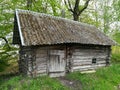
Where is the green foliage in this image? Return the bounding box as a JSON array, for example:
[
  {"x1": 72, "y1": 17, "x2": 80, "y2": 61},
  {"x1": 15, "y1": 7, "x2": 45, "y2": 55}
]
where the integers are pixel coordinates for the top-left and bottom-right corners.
[
  {"x1": 0, "y1": 0, "x2": 21, "y2": 72},
  {"x1": 113, "y1": 0, "x2": 120, "y2": 21},
  {"x1": 0, "y1": 75, "x2": 68, "y2": 90},
  {"x1": 66, "y1": 63, "x2": 120, "y2": 90},
  {"x1": 111, "y1": 53, "x2": 120, "y2": 63},
  {"x1": 113, "y1": 31, "x2": 120, "y2": 44},
  {"x1": 111, "y1": 46, "x2": 120, "y2": 63},
  {"x1": 0, "y1": 43, "x2": 18, "y2": 72}
]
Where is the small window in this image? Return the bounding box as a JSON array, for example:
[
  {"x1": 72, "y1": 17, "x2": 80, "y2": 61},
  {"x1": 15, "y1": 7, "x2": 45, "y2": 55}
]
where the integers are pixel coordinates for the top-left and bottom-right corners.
[{"x1": 92, "y1": 58, "x2": 96, "y2": 64}]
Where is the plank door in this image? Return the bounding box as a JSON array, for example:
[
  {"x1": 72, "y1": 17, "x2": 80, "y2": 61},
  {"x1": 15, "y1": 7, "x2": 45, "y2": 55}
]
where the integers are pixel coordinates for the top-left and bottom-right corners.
[{"x1": 49, "y1": 50, "x2": 66, "y2": 77}]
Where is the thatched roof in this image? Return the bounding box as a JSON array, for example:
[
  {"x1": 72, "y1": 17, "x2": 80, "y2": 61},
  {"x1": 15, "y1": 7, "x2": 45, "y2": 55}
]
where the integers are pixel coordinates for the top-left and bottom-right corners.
[{"x1": 13, "y1": 9, "x2": 116, "y2": 46}]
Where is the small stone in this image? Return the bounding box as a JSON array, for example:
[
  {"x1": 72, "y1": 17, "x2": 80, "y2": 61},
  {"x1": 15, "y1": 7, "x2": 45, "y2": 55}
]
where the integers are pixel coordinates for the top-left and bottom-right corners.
[{"x1": 69, "y1": 82, "x2": 73, "y2": 85}]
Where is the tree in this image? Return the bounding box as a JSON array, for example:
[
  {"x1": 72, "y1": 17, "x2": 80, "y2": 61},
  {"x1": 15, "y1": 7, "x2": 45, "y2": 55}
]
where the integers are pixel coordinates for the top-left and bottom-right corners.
[
  {"x1": 26, "y1": 0, "x2": 62, "y2": 16},
  {"x1": 0, "y1": 0, "x2": 26, "y2": 72},
  {"x1": 64, "y1": 0, "x2": 91, "y2": 21}
]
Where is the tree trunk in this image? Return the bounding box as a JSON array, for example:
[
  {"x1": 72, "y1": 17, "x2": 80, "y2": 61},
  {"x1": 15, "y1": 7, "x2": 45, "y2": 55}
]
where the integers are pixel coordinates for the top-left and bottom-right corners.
[
  {"x1": 64, "y1": 0, "x2": 91, "y2": 21},
  {"x1": 73, "y1": 13, "x2": 79, "y2": 21}
]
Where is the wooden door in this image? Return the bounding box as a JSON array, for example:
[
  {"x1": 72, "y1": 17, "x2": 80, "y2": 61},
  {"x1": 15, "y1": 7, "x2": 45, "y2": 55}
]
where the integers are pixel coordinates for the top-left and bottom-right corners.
[{"x1": 49, "y1": 50, "x2": 66, "y2": 77}]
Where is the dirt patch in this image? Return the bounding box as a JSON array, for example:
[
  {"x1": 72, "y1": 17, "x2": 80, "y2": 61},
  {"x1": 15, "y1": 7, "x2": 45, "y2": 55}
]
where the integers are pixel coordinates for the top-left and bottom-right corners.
[{"x1": 57, "y1": 77, "x2": 83, "y2": 90}]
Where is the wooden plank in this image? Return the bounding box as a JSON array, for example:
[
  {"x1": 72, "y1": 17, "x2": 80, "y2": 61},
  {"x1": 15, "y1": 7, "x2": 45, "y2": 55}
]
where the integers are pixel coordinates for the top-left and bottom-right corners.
[
  {"x1": 49, "y1": 72, "x2": 65, "y2": 77},
  {"x1": 50, "y1": 50, "x2": 64, "y2": 55},
  {"x1": 73, "y1": 65, "x2": 93, "y2": 70},
  {"x1": 72, "y1": 56, "x2": 92, "y2": 58},
  {"x1": 97, "y1": 61, "x2": 106, "y2": 64},
  {"x1": 73, "y1": 59, "x2": 106, "y2": 63},
  {"x1": 72, "y1": 55, "x2": 107, "y2": 58},
  {"x1": 37, "y1": 70, "x2": 46, "y2": 74},
  {"x1": 95, "y1": 64, "x2": 106, "y2": 67},
  {"x1": 37, "y1": 65, "x2": 47, "y2": 68},
  {"x1": 74, "y1": 49, "x2": 105, "y2": 52},
  {"x1": 73, "y1": 63, "x2": 106, "y2": 70},
  {"x1": 81, "y1": 70, "x2": 96, "y2": 73},
  {"x1": 36, "y1": 61, "x2": 47, "y2": 64},
  {"x1": 36, "y1": 73, "x2": 47, "y2": 77},
  {"x1": 36, "y1": 54, "x2": 47, "y2": 58},
  {"x1": 73, "y1": 67, "x2": 95, "y2": 71}
]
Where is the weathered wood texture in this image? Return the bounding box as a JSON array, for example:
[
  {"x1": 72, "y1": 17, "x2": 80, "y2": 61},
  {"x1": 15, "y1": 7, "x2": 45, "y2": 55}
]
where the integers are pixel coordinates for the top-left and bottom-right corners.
[
  {"x1": 36, "y1": 47, "x2": 48, "y2": 76},
  {"x1": 35, "y1": 46, "x2": 66, "y2": 77},
  {"x1": 19, "y1": 45, "x2": 111, "y2": 77},
  {"x1": 19, "y1": 46, "x2": 36, "y2": 77},
  {"x1": 71, "y1": 45, "x2": 111, "y2": 72},
  {"x1": 49, "y1": 49, "x2": 66, "y2": 77}
]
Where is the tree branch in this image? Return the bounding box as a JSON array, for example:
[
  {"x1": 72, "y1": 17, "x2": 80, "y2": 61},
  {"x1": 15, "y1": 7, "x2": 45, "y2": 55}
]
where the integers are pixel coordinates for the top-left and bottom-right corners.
[
  {"x1": 0, "y1": 37, "x2": 8, "y2": 44},
  {"x1": 0, "y1": 36, "x2": 10, "y2": 49},
  {"x1": 78, "y1": 0, "x2": 91, "y2": 15},
  {"x1": 27, "y1": 0, "x2": 32, "y2": 10},
  {"x1": 68, "y1": 0, "x2": 74, "y2": 12},
  {"x1": 64, "y1": 0, "x2": 74, "y2": 13},
  {"x1": 74, "y1": 0, "x2": 80, "y2": 14}
]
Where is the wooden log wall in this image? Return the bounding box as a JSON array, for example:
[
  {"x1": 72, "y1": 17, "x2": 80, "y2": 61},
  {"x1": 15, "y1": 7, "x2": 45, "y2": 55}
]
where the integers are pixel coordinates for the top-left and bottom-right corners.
[
  {"x1": 19, "y1": 44, "x2": 111, "y2": 77},
  {"x1": 71, "y1": 45, "x2": 111, "y2": 72},
  {"x1": 19, "y1": 46, "x2": 36, "y2": 77},
  {"x1": 35, "y1": 47, "x2": 48, "y2": 76}
]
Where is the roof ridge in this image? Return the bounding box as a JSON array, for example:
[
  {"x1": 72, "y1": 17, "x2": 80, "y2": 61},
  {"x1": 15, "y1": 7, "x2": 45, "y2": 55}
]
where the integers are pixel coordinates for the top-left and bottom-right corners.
[{"x1": 15, "y1": 9, "x2": 95, "y2": 28}]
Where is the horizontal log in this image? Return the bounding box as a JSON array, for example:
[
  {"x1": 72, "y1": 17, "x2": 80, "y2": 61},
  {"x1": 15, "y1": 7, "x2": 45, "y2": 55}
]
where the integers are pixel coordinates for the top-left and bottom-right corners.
[
  {"x1": 36, "y1": 73, "x2": 47, "y2": 77},
  {"x1": 72, "y1": 56, "x2": 107, "y2": 60},
  {"x1": 73, "y1": 65, "x2": 93, "y2": 70},
  {"x1": 73, "y1": 67, "x2": 95, "y2": 71},
  {"x1": 36, "y1": 54, "x2": 47, "y2": 58},
  {"x1": 36, "y1": 60, "x2": 47, "y2": 64},
  {"x1": 73, "y1": 64, "x2": 106, "y2": 70},
  {"x1": 73, "y1": 62, "x2": 92, "y2": 66},
  {"x1": 73, "y1": 52, "x2": 107, "y2": 56},
  {"x1": 37, "y1": 70, "x2": 47, "y2": 74},
  {"x1": 37, "y1": 65, "x2": 47, "y2": 68},
  {"x1": 36, "y1": 49, "x2": 47, "y2": 52},
  {"x1": 97, "y1": 61, "x2": 106, "y2": 64},
  {"x1": 95, "y1": 64, "x2": 106, "y2": 67},
  {"x1": 73, "y1": 59, "x2": 106, "y2": 63},
  {"x1": 49, "y1": 68, "x2": 65, "y2": 72},
  {"x1": 50, "y1": 50, "x2": 64, "y2": 53},
  {"x1": 73, "y1": 62, "x2": 106, "y2": 67},
  {"x1": 49, "y1": 72, "x2": 65, "y2": 77},
  {"x1": 74, "y1": 49, "x2": 105, "y2": 52}
]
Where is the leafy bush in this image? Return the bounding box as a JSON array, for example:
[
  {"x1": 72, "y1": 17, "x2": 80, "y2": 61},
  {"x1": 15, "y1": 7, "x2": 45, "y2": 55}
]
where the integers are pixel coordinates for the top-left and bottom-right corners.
[
  {"x1": 111, "y1": 53, "x2": 120, "y2": 62},
  {"x1": 111, "y1": 46, "x2": 120, "y2": 63}
]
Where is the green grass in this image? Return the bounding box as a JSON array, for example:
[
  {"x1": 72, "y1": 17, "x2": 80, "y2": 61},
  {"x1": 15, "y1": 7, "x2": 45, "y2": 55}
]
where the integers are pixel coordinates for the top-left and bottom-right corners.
[
  {"x1": 111, "y1": 53, "x2": 120, "y2": 62},
  {"x1": 0, "y1": 75, "x2": 68, "y2": 90},
  {"x1": 0, "y1": 63, "x2": 120, "y2": 90},
  {"x1": 66, "y1": 63, "x2": 120, "y2": 90}
]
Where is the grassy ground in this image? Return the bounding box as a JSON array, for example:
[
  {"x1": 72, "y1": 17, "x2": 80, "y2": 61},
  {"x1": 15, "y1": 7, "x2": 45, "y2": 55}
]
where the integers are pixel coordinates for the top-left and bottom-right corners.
[
  {"x1": 0, "y1": 75, "x2": 69, "y2": 90},
  {"x1": 66, "y1": 63, "x2": 120, "y2": 90},
  {"x1": 0, "y1": 46, "x2": 120, "y2": 90},
  {"x1": 0, "y1": 63, "x2": 120, "y2": 90}
]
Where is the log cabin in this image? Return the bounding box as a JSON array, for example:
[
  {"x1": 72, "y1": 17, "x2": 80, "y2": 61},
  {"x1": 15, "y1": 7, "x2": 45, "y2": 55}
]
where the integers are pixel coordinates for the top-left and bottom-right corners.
[{"x1": 13, "y1": 9, "x2": 116, "y2": 77}]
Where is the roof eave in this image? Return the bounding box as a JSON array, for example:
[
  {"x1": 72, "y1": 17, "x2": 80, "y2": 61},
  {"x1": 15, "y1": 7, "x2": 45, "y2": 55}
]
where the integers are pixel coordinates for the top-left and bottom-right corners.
[{"x1": 15, "y1": 9, "x2": 25, "y2": 46}]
